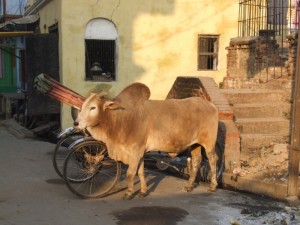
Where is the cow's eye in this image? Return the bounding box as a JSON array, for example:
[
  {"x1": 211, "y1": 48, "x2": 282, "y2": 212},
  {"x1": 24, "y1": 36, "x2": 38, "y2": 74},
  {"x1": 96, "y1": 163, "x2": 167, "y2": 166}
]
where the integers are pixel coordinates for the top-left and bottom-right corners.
[{"x1": 90, "y1": 106, "x2": 96, "y2": 110}]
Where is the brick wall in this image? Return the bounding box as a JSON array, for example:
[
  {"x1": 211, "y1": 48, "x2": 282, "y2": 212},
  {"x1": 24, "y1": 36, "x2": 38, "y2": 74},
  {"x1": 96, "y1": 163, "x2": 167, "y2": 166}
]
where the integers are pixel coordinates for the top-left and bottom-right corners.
[
  {"x1": 225, "y1": 36, "x2": 282, "y2": 79},
  {"x1": 223, "y1": 33, "x2": 299, "y2": 89},
  {"x1": 287, "y1": 32, "x2": 298, "y2": 77},
  {"x1": 226, "y1": 37, "x2": 260, "y2": 79}
]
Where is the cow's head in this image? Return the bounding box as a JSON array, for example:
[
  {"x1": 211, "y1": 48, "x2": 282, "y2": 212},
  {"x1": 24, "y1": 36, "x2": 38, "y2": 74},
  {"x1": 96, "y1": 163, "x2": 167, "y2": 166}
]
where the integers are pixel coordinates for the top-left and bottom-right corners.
[{"x1": 74, "y1": 92, "x2": 124, "y2": 130}]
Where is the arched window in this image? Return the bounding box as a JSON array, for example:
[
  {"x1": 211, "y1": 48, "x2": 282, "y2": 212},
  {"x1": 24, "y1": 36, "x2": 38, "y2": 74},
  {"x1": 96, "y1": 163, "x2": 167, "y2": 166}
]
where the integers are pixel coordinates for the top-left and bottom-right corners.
[{"x1": 85, "y1": 18, "x2": 118, "y2": 81}]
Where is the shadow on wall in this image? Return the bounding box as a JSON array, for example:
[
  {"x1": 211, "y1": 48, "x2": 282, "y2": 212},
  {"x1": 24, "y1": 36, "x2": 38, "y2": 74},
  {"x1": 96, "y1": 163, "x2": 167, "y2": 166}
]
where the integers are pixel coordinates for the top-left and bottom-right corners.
[{"x1": 91, "y1": 0, "x2": 176, "y2": 93}]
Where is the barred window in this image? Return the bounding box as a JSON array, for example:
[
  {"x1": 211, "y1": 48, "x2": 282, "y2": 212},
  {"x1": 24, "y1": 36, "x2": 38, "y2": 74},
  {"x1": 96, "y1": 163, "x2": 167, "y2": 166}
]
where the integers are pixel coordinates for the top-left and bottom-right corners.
[
  {"x1": 85, "y1": 19, "x2": 118, "y2": 82},
  {"x1": 198, "y1": 35, "x2": 219, "y2": 71},
  {"x1": 85, "y1": 39, "x2": 116, "y2": 81}
]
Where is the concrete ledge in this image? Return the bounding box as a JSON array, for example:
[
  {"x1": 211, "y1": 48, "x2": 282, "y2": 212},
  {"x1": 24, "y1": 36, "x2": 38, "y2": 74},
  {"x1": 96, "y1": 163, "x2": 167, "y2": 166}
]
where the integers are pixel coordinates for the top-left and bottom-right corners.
[
  {"x1": 0, "y1": 119, "x2": 35, "y2": 139},
  {"x1": 229, "y1": 36, "x2": 259, "y2": 46},
  {"x1": 221, "y1": 120, "x2": 240, "y2": 170},
  {"x1": 222, "y1": 171, "x2": 300, "y2": 200},
  {"x1": 198, "y1": 77, "x2": 234, "y2": 120}
]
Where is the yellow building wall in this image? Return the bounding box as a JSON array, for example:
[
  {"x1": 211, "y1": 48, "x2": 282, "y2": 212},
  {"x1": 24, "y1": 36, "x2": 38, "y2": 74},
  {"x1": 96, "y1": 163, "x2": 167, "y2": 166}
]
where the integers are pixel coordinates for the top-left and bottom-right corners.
[
  {"x1": 29, "y1": 0, "x2": 60, "y2": 31},
  {"x1": 37, "y1": 0, "x2": 238, "y2": 128}
]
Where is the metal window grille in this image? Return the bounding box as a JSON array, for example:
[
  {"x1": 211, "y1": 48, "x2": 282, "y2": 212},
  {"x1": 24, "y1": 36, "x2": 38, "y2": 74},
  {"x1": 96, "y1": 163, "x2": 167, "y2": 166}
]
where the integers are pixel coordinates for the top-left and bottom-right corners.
[
  {"x1": 198, "y1": 35, "x2": 219, "y2": 70},
  {"x1": 85, "y1": 39, "x2": 116, "y2": 81},
  {"x1": 237, "y1": 0, "x2": 297, "y2": 80},
  {"x1": 238, "y1": 0, "x2": 296, "y2": 38}
]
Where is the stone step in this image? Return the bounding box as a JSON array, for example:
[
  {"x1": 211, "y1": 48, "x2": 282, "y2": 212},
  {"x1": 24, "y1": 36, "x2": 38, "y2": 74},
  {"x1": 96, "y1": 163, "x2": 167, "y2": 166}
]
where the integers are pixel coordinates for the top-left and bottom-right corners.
[
  {"x1": 222, "y1": 76, "x2": 292, "y2": 90},
  {"x1": 222, "y1": 77, "x2": 260, "y2": 89},
  {"x1": 235, "y1": 117, "x2": 290, "y2": 134},
  {"x1": 240, "y1": 133, "x2": 289, "y2": 152},
  {"x1": 233, "y1": 102, "x2": 291, "y2": 119},
  {"x1": 221, "y1": 89, "x2": 290, "y2": 104}
]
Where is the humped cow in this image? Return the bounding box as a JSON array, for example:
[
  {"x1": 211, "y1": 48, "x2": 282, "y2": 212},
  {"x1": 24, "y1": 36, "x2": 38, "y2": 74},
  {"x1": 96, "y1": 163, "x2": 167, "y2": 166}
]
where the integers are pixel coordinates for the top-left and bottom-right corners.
[{"x1": 74, "y1": 83, "x2": 219, "y2": 199}]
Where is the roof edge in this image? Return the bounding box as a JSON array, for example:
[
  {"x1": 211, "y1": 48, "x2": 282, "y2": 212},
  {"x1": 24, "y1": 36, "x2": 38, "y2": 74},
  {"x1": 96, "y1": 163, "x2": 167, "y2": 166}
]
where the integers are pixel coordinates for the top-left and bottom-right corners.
[{"x1": 24, "y1": 0, "x2": 53, "y2": 16}]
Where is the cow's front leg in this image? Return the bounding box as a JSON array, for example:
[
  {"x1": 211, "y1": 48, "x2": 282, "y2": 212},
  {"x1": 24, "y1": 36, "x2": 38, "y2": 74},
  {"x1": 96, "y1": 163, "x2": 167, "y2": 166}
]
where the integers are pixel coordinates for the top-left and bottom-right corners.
[
  {"x1": 137, "y1": 159, "x2": 148, "y2": 197},
  {"x1": 123, "y1": 161, "x2": 139, "y2": 200},
  {"x1": 184, "y1": 146, "x2": 201, "y2": 192}
]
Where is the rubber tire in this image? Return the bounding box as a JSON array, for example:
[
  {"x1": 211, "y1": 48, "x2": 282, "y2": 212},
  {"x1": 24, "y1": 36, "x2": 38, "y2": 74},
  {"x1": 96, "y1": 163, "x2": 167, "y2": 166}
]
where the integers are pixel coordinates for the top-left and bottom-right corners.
[
  {"x1": 52, "y1": 132, "x2": 83, "y2": 178},
  {"x1": 63, "y1": 140, "x2": 121, "y2": 198},
  {"x1": 52, "y1": 132, "x2": 84, "y2": 178}
]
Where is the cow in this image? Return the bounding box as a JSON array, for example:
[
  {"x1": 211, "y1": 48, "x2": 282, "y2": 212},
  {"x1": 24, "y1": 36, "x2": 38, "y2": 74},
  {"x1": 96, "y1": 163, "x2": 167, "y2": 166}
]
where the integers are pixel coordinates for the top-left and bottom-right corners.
[{"x1": 74, "y1": 83, "x2": 219, "y2": 199}]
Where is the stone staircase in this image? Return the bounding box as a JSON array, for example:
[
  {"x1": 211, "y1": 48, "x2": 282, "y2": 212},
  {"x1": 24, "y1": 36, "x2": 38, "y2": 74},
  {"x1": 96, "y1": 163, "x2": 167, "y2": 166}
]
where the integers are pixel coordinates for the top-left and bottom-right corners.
[{"x1": 220, "y1": 79, "x2": 292, "y2": 158}]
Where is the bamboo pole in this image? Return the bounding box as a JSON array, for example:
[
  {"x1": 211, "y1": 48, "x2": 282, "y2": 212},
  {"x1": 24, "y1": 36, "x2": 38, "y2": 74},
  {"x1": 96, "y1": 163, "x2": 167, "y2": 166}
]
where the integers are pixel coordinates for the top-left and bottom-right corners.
[
  {"x1": 288, "y1": 29, "x2": 300, "y2": 198},
  {"x1": 33, "y1": 73, "x2": 85, "y2": 109}
]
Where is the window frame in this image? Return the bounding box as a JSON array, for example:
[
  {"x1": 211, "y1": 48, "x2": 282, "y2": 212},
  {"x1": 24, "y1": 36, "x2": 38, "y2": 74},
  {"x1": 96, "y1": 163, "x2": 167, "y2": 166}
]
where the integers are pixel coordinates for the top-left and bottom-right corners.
[
  {"x1": 85, "y1": 39, "x2": 116, "y2": 81},
  {"x1": 84, "y1": 18, "x2": 118, "y2": 82},
  {"x1": 197, "y1": 34, "x2": 219, "y2": 71}
]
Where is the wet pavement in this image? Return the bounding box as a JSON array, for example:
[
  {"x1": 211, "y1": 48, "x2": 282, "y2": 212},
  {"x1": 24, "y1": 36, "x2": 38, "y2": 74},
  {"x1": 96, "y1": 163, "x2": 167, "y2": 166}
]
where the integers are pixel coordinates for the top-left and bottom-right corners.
[{"x1": 0, "y1": 123, "x2": 300, "y2": 225}]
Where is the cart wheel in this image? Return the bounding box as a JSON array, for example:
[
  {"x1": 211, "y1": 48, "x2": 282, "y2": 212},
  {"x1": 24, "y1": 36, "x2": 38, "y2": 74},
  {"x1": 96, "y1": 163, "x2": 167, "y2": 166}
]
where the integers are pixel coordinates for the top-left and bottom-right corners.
[
  {"x1": 52, "y1": 132, "x2": 83, "y2": 178},
  {"x1": 155, "y1": 156, "x2": 171, "y2": 171},
  {"x1": 63, "y1": 140, "x2": 121, "y2": 198}
]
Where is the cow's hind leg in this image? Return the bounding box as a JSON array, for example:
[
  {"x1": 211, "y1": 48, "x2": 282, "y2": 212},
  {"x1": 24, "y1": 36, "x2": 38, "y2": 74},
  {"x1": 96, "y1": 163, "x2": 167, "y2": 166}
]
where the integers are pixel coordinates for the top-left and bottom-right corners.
[
  {"x1": 184, "y1": 145, "x2": 201, "y2": 192},
  {"x1": 206, "y1": 147, "x2": 218, "y2": 192},
  {"x1": 137, "y1": 159, "x2": 148, "y2": 197}
]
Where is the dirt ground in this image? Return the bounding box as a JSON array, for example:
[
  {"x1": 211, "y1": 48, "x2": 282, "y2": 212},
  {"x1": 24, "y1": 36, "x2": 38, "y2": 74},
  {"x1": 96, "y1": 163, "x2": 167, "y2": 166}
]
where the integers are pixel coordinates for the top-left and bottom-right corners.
[
  {"x1": 1, "y1": 122, "x2": 300, "y2": 225},
  {"x1": 232, "y1": 143, "x2": 291, "y2": 184}
]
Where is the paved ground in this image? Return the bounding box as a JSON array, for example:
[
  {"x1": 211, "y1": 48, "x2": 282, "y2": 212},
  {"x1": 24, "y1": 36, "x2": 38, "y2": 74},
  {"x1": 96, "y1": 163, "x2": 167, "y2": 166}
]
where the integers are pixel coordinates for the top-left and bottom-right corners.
[{"x1": 0, "y1": 123, "x2": 300, "y2": 225}]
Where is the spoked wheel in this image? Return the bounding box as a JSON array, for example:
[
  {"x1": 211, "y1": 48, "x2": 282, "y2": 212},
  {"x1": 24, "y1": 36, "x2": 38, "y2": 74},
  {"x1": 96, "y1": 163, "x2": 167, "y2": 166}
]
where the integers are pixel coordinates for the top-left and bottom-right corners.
[
  {"x1": 63, "y1": 140, "x2": 121, "y2": 198},
  {"x1": 53, "y1": 132, "x2": 84, "y2": 178}
]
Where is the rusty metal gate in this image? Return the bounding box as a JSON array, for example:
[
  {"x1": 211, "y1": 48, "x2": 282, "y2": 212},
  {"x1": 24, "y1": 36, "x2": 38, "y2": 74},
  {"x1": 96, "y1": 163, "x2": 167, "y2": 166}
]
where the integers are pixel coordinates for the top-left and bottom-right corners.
[{"x1": 25, "y1": 33, "x2": 59, "y2": 117}]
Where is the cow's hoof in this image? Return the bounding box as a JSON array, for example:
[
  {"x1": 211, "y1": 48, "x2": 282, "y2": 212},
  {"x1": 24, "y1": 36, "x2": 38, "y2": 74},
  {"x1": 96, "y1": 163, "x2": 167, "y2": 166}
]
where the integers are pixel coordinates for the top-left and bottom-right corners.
[
  {"x1": 207, "y1": 186, "x2": 217, "y2": 192},
  {"x1": 138, "y1": 192, "x2": 148, "y2": 198},
  {"x1": 123, "y1": 193, "x2": 134, "y2": 200},
  {"x1": 184, "y1": 185, "x2": 193, "y2": 192}
]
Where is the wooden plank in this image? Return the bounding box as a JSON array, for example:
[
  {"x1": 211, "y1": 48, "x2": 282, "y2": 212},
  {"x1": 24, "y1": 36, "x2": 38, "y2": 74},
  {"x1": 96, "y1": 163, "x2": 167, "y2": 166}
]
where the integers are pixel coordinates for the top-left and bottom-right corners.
[{"x1": 288, "y1": 30, "x2": 300, "y2": 197}]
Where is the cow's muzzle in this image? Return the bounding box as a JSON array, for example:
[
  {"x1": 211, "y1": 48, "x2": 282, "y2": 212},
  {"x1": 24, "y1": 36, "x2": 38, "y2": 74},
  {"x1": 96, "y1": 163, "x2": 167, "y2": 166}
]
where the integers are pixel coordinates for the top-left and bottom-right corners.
[
  {"x1": 73, "y1": 120, "x2": 92, "y2": 131},
  {"x1": 73, "y1": 120, "x2": 81, "y2": 130}
]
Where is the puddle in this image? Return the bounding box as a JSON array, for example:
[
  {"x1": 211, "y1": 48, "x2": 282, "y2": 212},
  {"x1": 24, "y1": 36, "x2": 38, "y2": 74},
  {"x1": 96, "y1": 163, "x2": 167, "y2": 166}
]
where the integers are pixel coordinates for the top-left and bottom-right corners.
[
  {"x1": 112, "y1": 206, "x2": 188, "y2": 225},
  {"x1": 45, "y1": 178, "x2": 65, "y2": 185}
]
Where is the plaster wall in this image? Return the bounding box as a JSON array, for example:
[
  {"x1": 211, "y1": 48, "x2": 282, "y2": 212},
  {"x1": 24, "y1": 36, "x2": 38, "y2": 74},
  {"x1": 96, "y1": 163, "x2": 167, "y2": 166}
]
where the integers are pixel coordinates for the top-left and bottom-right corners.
[
  {"x1": 31, "y1": 0, "x2": 60, "y2": 31},
  {"x1": 37, "y1": 0, "x2": 238, "y2": 128}
]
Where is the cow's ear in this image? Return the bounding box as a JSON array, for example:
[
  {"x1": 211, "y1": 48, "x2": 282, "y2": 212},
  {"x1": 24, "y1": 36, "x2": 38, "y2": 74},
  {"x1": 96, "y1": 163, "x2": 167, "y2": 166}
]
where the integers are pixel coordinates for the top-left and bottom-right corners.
[{"x1": 104, "y1": 101, "x2": 125, "y2": 110}]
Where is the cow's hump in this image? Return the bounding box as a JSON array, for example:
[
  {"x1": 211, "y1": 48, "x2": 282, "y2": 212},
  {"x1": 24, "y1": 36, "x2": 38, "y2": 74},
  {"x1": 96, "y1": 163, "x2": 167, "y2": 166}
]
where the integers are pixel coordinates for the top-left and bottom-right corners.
[{"x1": 114, "y1": 83, "x2": 151, "y2": 108}]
